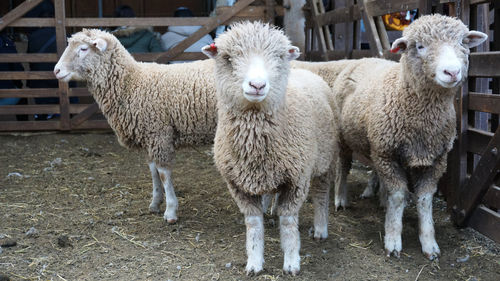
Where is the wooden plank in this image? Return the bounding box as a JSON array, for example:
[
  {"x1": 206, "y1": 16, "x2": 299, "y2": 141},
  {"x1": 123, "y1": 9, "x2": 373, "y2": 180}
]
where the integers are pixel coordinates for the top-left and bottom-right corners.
[
  {"x1": 0, "y1": 104, "x2": 91, "y2": 115},
  {"x1": 217, "y1": 5, "x2": 285, "y2": 17},
  {"x1": 467, "y1": 128, "x2": 494, "y2": 155},
  {"x1": 469, "y1": 92, "x2": 500, "y2": 114},
  {"x1": 482, "y1": 185, "x2": 500, "y2": 210},
  {"x1": 0, "y1": 88, "x2": 58, "y2": 98},
  {"x1": 0, "y1": 121, "x2": 60, "y2": 131},
  {"x1": 72, "y1": 120, "x2": 110, "y2": 130},
  {"x1": 470, "y1": 0, "x2": 492, "y2": 5},
  {"x1": 69, "y1": 88, "x2": 91, "y2": 97},
  {"x1": 155, "y1": 0, "x2": 256, "y2": 64},
  {"x1": 360, "y1": 0, "x2": 383, "y2": 57},
  {"x1": 0, "y1": 0, "x2": 44, "y2": 31},
  {"x1": 0, "y1": 71, "x2": 55, "y2": 80},
  {"x1": 316, "y1": 5, "x2": 361, "y2": 26},
  {"x1": 8, "y1": 18, "x2": 54, "y2": 27},
  {"x1": 0, "y1": 53, "x2": 58, "y2": 63},
  {"x1": 70, "y1": 103, "x2": 100, "y2": 127},
  {"x1": 65, "y1": 17, "x2": 211, "y2": 27},
  {"x1": 469, "y1": 52, "x2": 500, "y2": 77},
  {"x1": 363, "y1": 0, "x2": 419, "y2": 17},
  {"x1": 457, "y1": 126, "x2": 500, "y2": 225},
  {"x1": 133, "y1": 52, "x2": 207, "y2": 62},
  {"x1": 468, "y1": 205, "x2": 500, "y2": 243}
]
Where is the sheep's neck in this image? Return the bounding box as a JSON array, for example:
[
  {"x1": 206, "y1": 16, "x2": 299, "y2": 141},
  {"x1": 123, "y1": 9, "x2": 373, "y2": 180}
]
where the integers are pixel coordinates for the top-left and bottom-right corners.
[
  {"x1": 399, "y1": 64, "x2": 456, "y2": 112},
  {"x1": 87, "y1": 51, "x2": 137, "y2": 134}
]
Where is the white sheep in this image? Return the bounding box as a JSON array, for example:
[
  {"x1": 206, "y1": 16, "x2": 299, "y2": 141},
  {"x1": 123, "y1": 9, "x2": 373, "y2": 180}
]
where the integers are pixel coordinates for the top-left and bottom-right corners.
[
  {"x1": 54, "y1": 29, "x2": 217, "y2": 224},
  {"x1": 202, "y1": 21, "x2": 339, "y2": 275},
  {"x1": 292, "y1": 14, "x2": 488, "y2": 260}
]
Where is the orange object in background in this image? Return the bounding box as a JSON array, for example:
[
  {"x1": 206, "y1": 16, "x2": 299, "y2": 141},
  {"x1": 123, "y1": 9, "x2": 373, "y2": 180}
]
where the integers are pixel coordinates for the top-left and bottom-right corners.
[{"x1": 383, "y1": 10, "x2": 416, "y2": 31}]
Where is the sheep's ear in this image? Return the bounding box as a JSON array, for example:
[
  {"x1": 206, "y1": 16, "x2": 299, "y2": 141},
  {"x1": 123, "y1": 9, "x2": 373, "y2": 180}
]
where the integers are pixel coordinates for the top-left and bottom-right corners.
[
  {"x1": 92, "y1": 38, "x2": 108, "y2": 52},
  {"x1": 201, "y1": 43, "x2": 218, "y2": 59},
  {"x1": 286, "y1": 46, "x2": 300, "y2": 61},
  {"x1": 390, "y1": 37, "x2": 408, "y2": 54},
  {"x1": 463, "y1": 31, "x2": 488, "y2": 48}
]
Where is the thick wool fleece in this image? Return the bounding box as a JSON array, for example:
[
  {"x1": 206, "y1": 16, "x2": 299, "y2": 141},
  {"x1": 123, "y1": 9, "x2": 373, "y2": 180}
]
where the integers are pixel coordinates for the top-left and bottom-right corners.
[
  {"x1": 212, "y1": 22, "x2": 338, "y2": 215},
  {"x1": 69, "y1": 29, "x2": 217, "y2": 166},
  {"x1": 291, "y1": 15, "x2": 473, "y2": 194}
]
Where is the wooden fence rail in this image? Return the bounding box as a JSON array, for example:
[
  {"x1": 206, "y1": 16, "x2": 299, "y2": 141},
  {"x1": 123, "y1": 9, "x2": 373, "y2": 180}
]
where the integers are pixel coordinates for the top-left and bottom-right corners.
[{"x1": 0, "y1": 0, "x2": 284, "y2": 131}]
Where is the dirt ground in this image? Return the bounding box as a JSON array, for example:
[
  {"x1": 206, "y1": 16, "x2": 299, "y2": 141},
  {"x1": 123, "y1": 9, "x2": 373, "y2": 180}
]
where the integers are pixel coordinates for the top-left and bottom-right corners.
[{"x1": 0, "y1": 133, "x2": 499, "y2": 281}]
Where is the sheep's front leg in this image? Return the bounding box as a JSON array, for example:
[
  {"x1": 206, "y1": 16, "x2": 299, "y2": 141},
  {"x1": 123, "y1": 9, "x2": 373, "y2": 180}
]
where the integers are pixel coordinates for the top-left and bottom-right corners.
[
  {"x1": 413, "y1": 155, "x2": 446, "y2": 260},
  {"x1": 157, "y1": 166, "x2": 178, "y2": 224},
  {"x1": 280, "y1": 214, "x2": 300, "y2": 275},
  {"x1": 277, "y1": 183, "x2": 308, "y2": 275},
  {"x1": 384, "y1": 189, "x2": 406, "y2": 258},
  {"x1": 311, "y1": 170, "x2": 332, "y2": 240},
  {"x1": 417, "y1": 190, "x2": 440, "y2": 260},
  {"x1": 375, "y1": 157, "x2": 407, "y2": 258},
  {"x1": 227, "y1": 184, "x2": 265, "y2": 275},
  {"x1": 245, "y1": 214, "x2": 265, "y2": 275},
  {"x1": 148, "y1": 162, "x2": 164, "y2": 213},
  {"x1": 334, "y1": 150, "x2": 352, "y2": 211}
]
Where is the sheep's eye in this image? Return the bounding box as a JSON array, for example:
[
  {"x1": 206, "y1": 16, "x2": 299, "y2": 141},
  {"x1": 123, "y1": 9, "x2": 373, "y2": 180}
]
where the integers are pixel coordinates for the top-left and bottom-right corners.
[
  {"x1": 80, "y1": 47, "x2": 88, "y2": 52},
  {"x1": 416, "y1": 43, "x2": 425, "y2": 50},
  {"x1": 222, "y1": 55, "x2": 231, "y2": 61}
]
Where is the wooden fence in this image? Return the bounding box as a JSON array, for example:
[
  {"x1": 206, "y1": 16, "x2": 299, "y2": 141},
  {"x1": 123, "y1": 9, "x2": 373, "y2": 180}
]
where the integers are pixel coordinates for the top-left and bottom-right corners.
[
  {"x1": 306, "y1": 0, "x2": 499, "y2": 243},
  {"x1": 0, "y1": 0, "x2": 281, "y2": 131}
]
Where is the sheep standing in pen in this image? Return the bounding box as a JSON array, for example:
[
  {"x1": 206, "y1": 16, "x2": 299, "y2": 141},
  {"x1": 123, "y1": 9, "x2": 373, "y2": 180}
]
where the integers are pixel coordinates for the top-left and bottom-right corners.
[
  {"x1": 292, "y1": 14, "x2": 488, "y2": 260},
  {"x1": 202, "y1": 22, "x2": 339, "y2": 275},
  {"x1": 54, "y1": 29, "x2": 217, "y2": 224}
]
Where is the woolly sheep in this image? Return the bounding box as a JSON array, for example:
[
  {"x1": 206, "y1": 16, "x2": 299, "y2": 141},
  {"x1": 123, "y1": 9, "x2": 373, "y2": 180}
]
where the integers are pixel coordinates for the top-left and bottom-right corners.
[
  {"x1": 54, "y1": 29, "x2": 217, "y2": 224},
  {"x1": 202, "y1": 22, "x2": 339, "y2": 275},
  {"x1": 292, "y1": 14, "x2": 488, "y2": 260}
]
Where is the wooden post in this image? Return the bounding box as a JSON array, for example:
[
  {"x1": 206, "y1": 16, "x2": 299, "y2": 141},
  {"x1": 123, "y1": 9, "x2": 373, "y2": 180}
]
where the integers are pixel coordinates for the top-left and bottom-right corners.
[
  {"x1": 54, "y1": 0, "x2": 70, "y2": 130},
  {"x1": 265, "y1": 0, "x2": 275, "y2": 24}
]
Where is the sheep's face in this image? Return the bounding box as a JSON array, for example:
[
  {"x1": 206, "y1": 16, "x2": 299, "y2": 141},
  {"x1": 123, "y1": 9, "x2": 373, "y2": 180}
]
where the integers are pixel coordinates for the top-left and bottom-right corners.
[
  {"x1": 391, "y1": 14, "x2": 487, "y2": 89},
  {"x1": 202, "y1": 22, "x2": 300, "y2": 108},
  {"x1": 54, "y1": 30, "x2": 110, "y2": 82}
]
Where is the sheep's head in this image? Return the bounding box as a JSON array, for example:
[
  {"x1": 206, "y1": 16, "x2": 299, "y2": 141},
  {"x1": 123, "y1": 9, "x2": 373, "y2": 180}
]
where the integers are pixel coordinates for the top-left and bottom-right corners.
[
  {"x1": 390, "y1": 14, "x2": 487, "y2": 89},
  {"x1": 54, "y1": 29, "x2": 117, "y2": 82},
  {"x1": 202, "y1": 21, "x2": 300, "y2": 108}
]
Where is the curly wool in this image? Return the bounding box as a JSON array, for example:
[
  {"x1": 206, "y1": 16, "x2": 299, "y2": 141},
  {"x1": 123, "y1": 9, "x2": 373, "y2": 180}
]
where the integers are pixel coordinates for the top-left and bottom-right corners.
[
  {"x1": 291, "y1": 14, "x2": 472, "y2": 194},
  {"x1": 213, "y1": 21, "x2": 338, "y2": 207},
  {"x1": 68, "y1": 29, "x2": 217, "y2": 166}
]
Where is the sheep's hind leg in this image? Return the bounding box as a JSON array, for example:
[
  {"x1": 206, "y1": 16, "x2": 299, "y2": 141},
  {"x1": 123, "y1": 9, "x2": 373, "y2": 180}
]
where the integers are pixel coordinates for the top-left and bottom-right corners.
[
  {"x1": 157, "y1": 166, "x2": 178, "y2": 224},
  {"x1": 360, "y1": 171, "x2": 379, "y2": 198},
  {"x1": 148, "y1": 162, "x2": 164, "y2": 213},
  {"x1": 311, "y1": 171, "x2": 332, "y2": 240},
  {"x1": 334, "y1": 150, "x2": 351, "y2": 211}
]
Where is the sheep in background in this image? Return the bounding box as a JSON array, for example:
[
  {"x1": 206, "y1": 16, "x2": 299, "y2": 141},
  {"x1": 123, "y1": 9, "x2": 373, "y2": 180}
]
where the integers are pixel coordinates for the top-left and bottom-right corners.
[
  {"x1": 202, "y1": 22, "x2": 339, "y2": 275},
  {"x1": 54, "y1": 29, "x2": 217, "y2": 224},
  {"x1": 292, "y1": 14, "x2": 488, "y2": 260}
]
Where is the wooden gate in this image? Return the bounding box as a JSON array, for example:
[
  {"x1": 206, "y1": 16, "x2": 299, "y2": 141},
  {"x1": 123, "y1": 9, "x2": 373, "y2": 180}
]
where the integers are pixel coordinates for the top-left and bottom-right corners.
[{"x1": 0, "y1": 0, "x2": 281, "y2": 131}]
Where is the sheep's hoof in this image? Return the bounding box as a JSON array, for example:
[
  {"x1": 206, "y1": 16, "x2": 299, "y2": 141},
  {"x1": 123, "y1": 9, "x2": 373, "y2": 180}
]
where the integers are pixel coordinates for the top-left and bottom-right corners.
[
  {"x1": 283, "y1": 268, "x2": 300, "y2": 276},
  {"x1": 245, "y1": 265, "x2": 263, "y2": 276},
  {"x1": 149, "y1": 204, "x2": 161, "y2": 213},
  {"x1": 334, "y1": 205, "x2": 348, "y2": 212},
  {"x1": 313, "y1": 235, "x2": 327, "y2": 242},
  {"x1": 165, "y1": 218, "x2": 177, "y2": 225},
  {"x1": 424, "y1": 252, "x2": 440, "y2": 261},
  {"x1": 385, "y1": 249, "x2": 401, "y2": 259}
]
